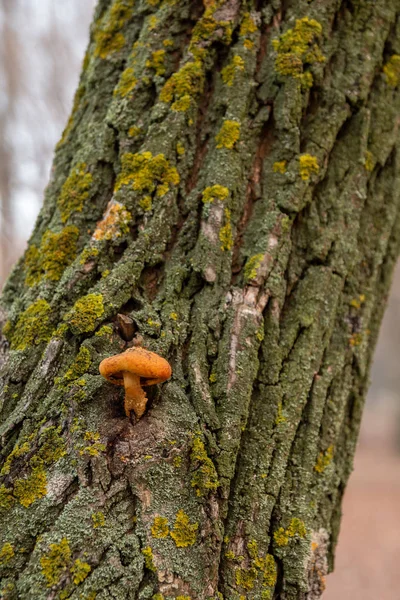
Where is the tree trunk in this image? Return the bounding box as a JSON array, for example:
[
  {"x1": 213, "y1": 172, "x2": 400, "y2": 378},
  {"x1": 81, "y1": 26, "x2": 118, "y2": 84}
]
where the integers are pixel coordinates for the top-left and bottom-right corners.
[{"x1": 1, "y1": 1, "x2": 400, "y2": 598}]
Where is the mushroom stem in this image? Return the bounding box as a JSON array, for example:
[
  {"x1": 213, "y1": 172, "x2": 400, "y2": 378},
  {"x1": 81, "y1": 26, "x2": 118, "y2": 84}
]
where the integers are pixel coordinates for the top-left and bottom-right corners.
[{"x1": 122, "y1": 371, "x2": 147, "y2": 419}]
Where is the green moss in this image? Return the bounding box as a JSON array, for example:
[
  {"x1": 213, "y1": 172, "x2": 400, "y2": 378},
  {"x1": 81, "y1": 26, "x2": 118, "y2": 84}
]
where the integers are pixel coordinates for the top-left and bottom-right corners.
[
  {"x1": 40, "y1": 538, "x2": 72, "y2": 587},
  {"x1": 72, "y1": 558, "x2": 91, "y2": 584},
  {"x1": 160, "y1": 60, "x2": 205, "y2": 111},
  {"x1": 299, "y1": 154, "x2": 319, "y2": 181},
  {"x1": 66, "y1": 293, "x2": 104, "y2": 334},
  {"x1": 0, "y1": 543, "x2": 14, "y2": 566},
  {"x1": 219, "y1": 208, "x2": 233, "y2": 251},
  {"x1": 25, "y1": 226, "x2": 80, "y2": 286},
  {"x1": 273, "y1": 160, "x2": 287, "y2": 174},
  {"x1": 115, "y1": 151, "x2": 180, "y2": 198},
  {"x1": 235, "y1": 567, "x2": 257, "y2": 590},
  {"x1": 170, "y1": 510, "x2": 198, "y2": 547},
  {"x1": 142, "y1": 546, "x2": 156, "y2": 572},
  {"x1": 92, "y1": 511, "x2": 106, "y2": 528},
  {"x1": 383, "y1": 55, "x2": 400, "y2": 87},
  {"x1": 114, "y1": 67, "x2": 138, "y2": 97},
  {"x1": 13, "y1": 466, "x2": 47, "y2": 508},
  {"x1": 202, "y1": 185, "x2": 229, "y2": 203},
  {"x1": 151, "y1": 516, "x2": 169, "y2": 538},
  {"x1": 244, "y1": 253, "x2": 264, "y2": 282},
  {"x1": 0, "y1": 486, "x2": 14, "y2": 511},
  {"x1": 146, "y1": 49, "x2": 166, "y2": 76},
  {"x1": 314, "y1": 444, "x2": 334, "y2": 473},
  {"x1": 221, "y1": 55, "x2": 245, "y2": 86},
  {"x1": 94, "y1": 0, "x2": 134, "y2": 59},
  {"x1": 190, "y1": 437, "x2": 219, "y2": 497},
  {"x1": 58, "y1": 162, "x2": 93, "y2": 223},
  {"x1": 215, "y1": 120, "x2": 240, "y2": 150},
  {"x1": 5, "y1": 299, "x2": 53, "y2": 351},
  {"x1": 272, "y1": 17, "x2": 325, "y2": 88}
]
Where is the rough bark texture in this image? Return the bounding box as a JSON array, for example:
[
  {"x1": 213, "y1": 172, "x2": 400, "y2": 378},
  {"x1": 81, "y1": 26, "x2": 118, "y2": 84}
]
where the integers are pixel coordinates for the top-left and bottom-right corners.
[{"x1": 1, "y1": 0, "x2": 400, "y2": 599}]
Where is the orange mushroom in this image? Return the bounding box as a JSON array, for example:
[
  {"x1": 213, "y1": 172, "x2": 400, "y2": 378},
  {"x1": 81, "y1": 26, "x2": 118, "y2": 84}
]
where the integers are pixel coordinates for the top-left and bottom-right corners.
[{"x1": 99, "y1": 347, "x2": 172, "y2": 419}]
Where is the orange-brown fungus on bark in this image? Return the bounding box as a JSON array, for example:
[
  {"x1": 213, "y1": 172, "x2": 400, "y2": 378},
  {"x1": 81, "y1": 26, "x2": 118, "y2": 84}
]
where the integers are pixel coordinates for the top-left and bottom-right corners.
[{"x1": 99, "y1": 347, "x2": 172, "y2": 419}]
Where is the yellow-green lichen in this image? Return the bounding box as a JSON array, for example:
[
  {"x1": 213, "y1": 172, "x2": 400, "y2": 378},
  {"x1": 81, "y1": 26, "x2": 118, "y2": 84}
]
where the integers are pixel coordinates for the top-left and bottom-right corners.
[
  {"x1": 128, "y1": 125, "x2": 141, "y2": 137},
  {"x1": 170, "y1": 510, "x2": 198, "y2": 547},
  {"x1": 273, "y1": 160, "x2": 287, "y2": 174},
  {"x1": 299, "y1": 154, "x2": 319, "y2": 181},
  {"x1": 272, "y1": 17, "x2": 325, "y2": 89},
  {"x1": 94, "y1": 0, "x2": 134, "y2": 59},
  {"x1": 176, "y1": 141, "x2": 185, "y2": 156},
  {"x1": 275, "y1": 401, "x2": 286, "y2": 425},
  {"x1": 240, "y1": 12, "x2": 257, "y2": 37},
  {"x1": 0, "y1": 543, "x2": 14, "y2": 566},
  {"x1": 41, "y1": 538, "x2": 72, "y2": 587},
  {"x1": 220, "y1": 208, "x2": 233, "y2": 251},
  {"x1": 151, "y1": 516, "x2": 169, "y2": 538},
  {"x1": 5, "y1": 299, "x2": 53, "y2": 351},
  {"x1": 160, "y1": 59, "x2": 205, "y2": 111},
  {"x1": 93, "y1": 202, "x2": 131, "y2": 240},
  {"x1": 215, "y1": 120, "x2": 241, "y2": 150},
  {"x1": 114, "y1": 67, "x2": 138, "y2": 97},
  {"x1": 146, "y1": 49, "x2": 166, "y2": 76},
  {"x1": 202, "y1": 185, "x2": 229, "y2": 203},
  {"x1": 221, "y1": 55, "x2": 245, "y2": 86},
  {"x1": 142, "y1": 546, "x2": 156, "y2": 572},
  {"x1": 115, "y1": 151, "x2": 180, "y2": 198},
  {"x1": 13, "y1": 466, "x2": 47, "y2": 508},
  {"x1": 383, "y1": 55, "x2": 400, "y2": 87},
  {"x1": 72, "y1": 559, "x2": 91, "y2": 584},
  {"x1": 244, "y1": 253, "x2": 264, "y2": 282},
  {"x1": 152, "y1": 595, "x2": 164, "y2": 600},
  {"x1": 1, "y1": 441, "x2": 30, "y2": 476},
  {"x1": 60, "y1": 347, "x2": 91, "y2": 386},
  {"x1": 350, "y1": 294, "x2": 365, "y2": 309},
  {"x1": 274, "y1": 518, "x2": 307, "y2": 547},
  {"x1": 95, "y1": 325, "x2": 113, "y2": 337},
  {"x1": 190, "y1": 8, "x2": 232, "y2": 47},
  {"x1": 314, "y1": 444, "x2": 334, "y2": 473},
  {"x1": 80, "y1": 431, "x2": 106, "y2": 457},
  {"x1": 0, "y1": 486, "x2": 14, "y2": 511},
  {"x1": 79, "y1": 246, "x2": 99, "y2": 265},
  {"x1": 235, "y1": 567, "x2": 258, "y2": 590},
  {"x1": 139, "y1": 195, "x2": 153, "y2": 211},
  {"x1": 364, "y1": 151, "x2": 374, "y2": 172},
  {"x1": 58, "y1": 163, "x2": 93, "y2": 223},
  {"x1": 66, "y1": 293, "x2": 104, "y2": 334},
  {"x1": 25, "y1": 226, "x2": 80, "y2": 286},
  {"x1": 190, "y1": 437, "x2": 219, "y2": 497},
  {"x1": 92, "y1": 511, "x2": 106, "y2": 528}
]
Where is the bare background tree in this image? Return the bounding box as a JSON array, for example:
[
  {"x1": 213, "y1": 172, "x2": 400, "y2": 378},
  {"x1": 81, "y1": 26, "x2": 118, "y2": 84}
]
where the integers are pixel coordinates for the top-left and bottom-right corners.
[
  {"x1": 0, "y1": 2, "x2": 399, "y2": 599},
  {"x1": 0, "y1": 0, "x2": 96, "y2": 283}
]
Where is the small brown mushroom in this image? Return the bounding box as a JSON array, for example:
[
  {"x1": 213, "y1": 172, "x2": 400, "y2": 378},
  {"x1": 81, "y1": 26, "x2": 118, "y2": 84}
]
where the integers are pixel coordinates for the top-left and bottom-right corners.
[{"x1": 99, "y1": 347, "x2": 172, "y2": 419}]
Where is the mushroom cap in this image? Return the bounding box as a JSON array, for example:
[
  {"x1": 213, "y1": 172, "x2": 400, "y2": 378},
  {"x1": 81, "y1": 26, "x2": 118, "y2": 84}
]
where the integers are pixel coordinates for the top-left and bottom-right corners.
[{"x1": 99, "y1": 347, "x2": 172, "y2": 387}]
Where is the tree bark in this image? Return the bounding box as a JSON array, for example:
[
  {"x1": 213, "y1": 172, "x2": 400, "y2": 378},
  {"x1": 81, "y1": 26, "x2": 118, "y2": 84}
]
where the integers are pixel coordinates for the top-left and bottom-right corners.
[{"x1": 1, "y1": 0, "x2": 400, "y2": 598}]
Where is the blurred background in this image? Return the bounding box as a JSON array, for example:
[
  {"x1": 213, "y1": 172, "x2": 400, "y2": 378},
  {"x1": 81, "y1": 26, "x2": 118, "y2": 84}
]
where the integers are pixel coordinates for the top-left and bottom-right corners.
[{"x1": 0, "y1": 2, "x2": 399, "y2": 598}]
